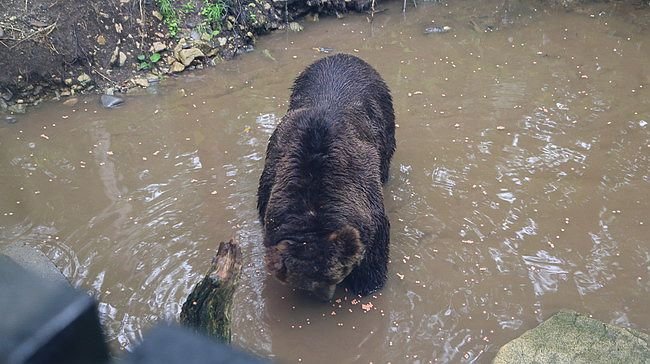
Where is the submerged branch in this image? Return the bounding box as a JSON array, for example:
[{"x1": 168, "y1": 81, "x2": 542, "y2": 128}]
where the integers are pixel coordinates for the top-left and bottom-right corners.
[{"x1": 180, "y1": 240, "x2": 243, "y2": 343}]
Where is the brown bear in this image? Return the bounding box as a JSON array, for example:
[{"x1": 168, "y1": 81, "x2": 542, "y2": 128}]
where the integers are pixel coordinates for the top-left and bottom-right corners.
[{"x1": 257, "y1": 54, "x2": 395, "y2": 300}]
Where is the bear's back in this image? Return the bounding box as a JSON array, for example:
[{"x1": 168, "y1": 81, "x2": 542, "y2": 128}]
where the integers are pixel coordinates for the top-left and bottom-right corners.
[{"x1": 289, "y1": 54, "x2": 392, "y2": 114}]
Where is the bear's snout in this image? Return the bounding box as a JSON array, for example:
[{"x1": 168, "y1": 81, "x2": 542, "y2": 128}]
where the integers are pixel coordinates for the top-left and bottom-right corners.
[{"x1": 312, "y1": 283, "x2": 336, "y2": 301}]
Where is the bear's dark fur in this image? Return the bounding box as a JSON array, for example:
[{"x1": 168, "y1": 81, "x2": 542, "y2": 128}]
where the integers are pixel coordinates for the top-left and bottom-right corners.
[{"x1": 257, "y1": 54, "x2": 395, "y2": 300}]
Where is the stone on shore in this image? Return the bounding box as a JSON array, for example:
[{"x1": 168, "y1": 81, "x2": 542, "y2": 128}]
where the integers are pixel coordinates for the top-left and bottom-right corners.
[
  {"x1": 170, "y1": 61, "x2": 186, "y2": 73},
  {"x1": 493, "y1": 311, "x2": 650, "y2": 364},
  {"x1": 178, "y1": 48, "x2": 205, "y2": 67},
  {"x1": 100, "y1": 94, "x2": 125, "y2": 108}
]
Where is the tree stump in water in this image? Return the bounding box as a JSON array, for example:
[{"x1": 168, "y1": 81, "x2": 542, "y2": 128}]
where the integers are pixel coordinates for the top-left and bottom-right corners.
[{"x1": 180, "y1": 240, "x2": 242, "y2": 343}]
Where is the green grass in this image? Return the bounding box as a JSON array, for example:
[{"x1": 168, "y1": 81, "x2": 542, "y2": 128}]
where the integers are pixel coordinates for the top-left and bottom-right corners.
[
  {"x1": 155, "y1": 0, "x2": 227, "y2": 38},
  {"x1": 157, "y1": 0, "x2": 180, "y2": 37},
  {"x1": 182, "y1": 1, "x2": 196, "y2": 13},
  {"x1": 201, "y1": 0, "x2": 227, "y2": 34}
]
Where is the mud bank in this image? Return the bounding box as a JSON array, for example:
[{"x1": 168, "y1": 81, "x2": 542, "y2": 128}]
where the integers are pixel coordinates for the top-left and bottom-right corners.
[{"x1": 0, "y1": 0, "x2": 384, "y2": 115}]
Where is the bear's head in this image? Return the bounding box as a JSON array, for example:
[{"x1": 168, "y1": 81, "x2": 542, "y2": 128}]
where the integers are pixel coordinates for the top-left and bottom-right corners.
[{"x1": 264, "y1": 225, "x2": 365, "y2": 301}]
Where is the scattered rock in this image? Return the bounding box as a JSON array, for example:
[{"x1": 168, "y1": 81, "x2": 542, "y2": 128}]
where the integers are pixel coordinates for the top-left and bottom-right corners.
[
  {"x1": 152, "y1": 41, "x2": 167, "y2": 53},
  {"x1": 63, "y1": 98, "x2": 79, "y2": 106},
  {"x1": 173, "y1": 38, "x2": 188, "y2": 60},
  {"x1": 8, "y1": 103, "x2": 26, "y2": 114},
  {"x1": 146, "y1": 75, "x2": 160, "y2": 84},
  {"x1": 494, "y1": 311, "x2": 650, "y2": 364},
  {"x1": 64, "y1": 78, "x2": 73, "y2": 86},
  {"x1": 289, "y1": 22, "x2": 303, "y2": 32},
  {"x1": 110, "y1": 48, "x2": 119, "y2": 65},
  {"x1": 29, "y1": 19, "x2": 49, "y2": 27},
  {"x1": 1, "y1": 88, "x2": 13, "y2": 101},
  {"x1": 152, "y1": 10, "x2": 163, "y2": 21},
  {"x1": 77, "y1": 73, "x2": 91, "y2": 85},
  {"x1": 170, "y1": 62, "x2": 186, "y2": 73},
  {"x1": 178, "y1": 48, "x2": 205, "y2": 66},
  {"x1": 132, "y1": 78, "x2": 150, "y2": 88},
  {"x1": 191, "y1": 40, "x2": 211, "y2": 54},
  {"x1": 100, "y1": 94, "x2": 125, "y2": 108},
  {"x1": 96, "y1": 34, "x2": 106, "y2": 45},
  {"x1": 217, "y1": 37, "x2": 227, "y2": 47},
  {"x1": 118, "y1": 52, "x2": 127, "y2": 67}
]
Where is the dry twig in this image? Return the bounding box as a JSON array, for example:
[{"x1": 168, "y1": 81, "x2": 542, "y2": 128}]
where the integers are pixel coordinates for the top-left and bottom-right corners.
[{"x1": 9, "y1": 22, "x2": 57, "y2": 49}]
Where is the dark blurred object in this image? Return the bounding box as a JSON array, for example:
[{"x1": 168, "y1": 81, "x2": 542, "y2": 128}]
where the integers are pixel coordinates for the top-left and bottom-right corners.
[
  {"x1": 123, "y1": 325, "x2": 266, "y2": 364},
  {"x1": 0, "y1": 246, "x2": 264, "y2": 364},
  {"x1": 0, "y1": 255, "x2": 109, "y2": 364}
]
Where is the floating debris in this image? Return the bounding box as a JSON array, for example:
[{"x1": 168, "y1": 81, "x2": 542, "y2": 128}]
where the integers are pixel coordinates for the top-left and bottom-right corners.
[
  {"x1": 424, "y1": 25, "x2": 451, "y2": 34},
  {"x1": 312, "y1": 47, "x2": 334, "y2": 54},
  {"x1": 262, "y1": 49, "x2": 276, "y2": 62}
]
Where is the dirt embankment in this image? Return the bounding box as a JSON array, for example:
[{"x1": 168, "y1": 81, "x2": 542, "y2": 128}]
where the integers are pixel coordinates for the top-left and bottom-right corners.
[
  {"x1": 1, "y1": 0, "x2": 647, "y2": 115},
  {"x1": 0, "y1": 0, "x2": 376, "y2": 115}
]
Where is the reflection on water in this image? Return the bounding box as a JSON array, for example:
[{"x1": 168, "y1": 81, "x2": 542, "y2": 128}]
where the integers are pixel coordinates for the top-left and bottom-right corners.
[{"x1": 1, "y1": 0, "x2": 649, "y2": 362}]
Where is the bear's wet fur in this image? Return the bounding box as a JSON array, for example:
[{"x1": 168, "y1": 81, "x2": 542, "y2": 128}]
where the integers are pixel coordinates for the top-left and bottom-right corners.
[{"x1": 257, "y1": 54, "x2": 395, "y2": 300}]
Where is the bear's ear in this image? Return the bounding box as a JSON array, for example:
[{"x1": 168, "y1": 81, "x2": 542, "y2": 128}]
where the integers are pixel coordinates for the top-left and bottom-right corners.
[{"x1": 328, "y1": 225, "x2": 365, "y2": 264}]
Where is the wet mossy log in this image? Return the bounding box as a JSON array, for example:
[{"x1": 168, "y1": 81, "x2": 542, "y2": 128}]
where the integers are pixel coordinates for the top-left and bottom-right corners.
[{"x1": 180, "y1": 240, "x2": 242, "y2": 343}]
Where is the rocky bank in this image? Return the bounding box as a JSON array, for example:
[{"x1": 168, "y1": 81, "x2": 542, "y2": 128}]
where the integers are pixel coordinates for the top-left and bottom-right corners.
[{"x1": 0, "y1": 0, "x2": 382, "y2": 115}]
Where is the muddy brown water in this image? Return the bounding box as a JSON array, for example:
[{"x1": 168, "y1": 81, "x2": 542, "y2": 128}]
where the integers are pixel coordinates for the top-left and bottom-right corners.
[{"x1": 1, "y1": 1, "x2": 649, "y2": 362}]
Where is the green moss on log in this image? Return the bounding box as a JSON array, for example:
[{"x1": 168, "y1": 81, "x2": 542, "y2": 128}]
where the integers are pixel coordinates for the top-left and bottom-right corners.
[{"x1": 180, "y1": 240, "x2": 242, "y2": 343}]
